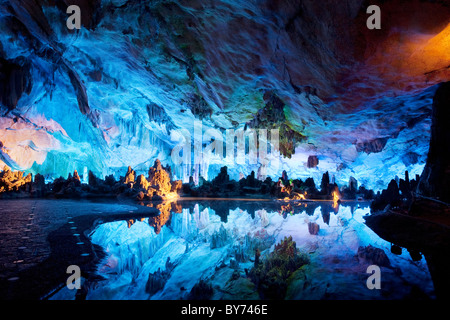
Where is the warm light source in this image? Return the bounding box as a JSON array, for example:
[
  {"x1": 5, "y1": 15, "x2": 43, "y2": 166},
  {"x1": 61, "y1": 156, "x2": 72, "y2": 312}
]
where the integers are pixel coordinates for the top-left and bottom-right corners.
[
  {"x1": 410, "y1": 22, "x2": 450, "y2": 76},
  {"x1": 332, "y1": 190, "x2": 340, "y2": 209},
  {"x1": 360, "y1": 22, "x2": 450, "y2": 95}
]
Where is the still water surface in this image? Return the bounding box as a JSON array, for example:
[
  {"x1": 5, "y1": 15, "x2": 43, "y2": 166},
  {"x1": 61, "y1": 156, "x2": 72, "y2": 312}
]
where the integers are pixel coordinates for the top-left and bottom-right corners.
[{"x1": 0, "y1": 199, "x2": 435, "y2": 300}]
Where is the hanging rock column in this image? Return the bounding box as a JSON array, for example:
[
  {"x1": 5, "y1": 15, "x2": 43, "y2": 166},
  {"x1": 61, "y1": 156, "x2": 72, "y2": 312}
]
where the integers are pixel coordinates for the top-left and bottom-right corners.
[{"x1": 417, "y1": 82, "x2": 450, "y2": 203}]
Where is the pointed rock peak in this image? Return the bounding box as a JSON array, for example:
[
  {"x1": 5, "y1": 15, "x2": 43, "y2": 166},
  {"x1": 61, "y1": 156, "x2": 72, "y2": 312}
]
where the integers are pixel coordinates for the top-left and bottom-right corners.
[
  {"x1": 153, "y1": 159, "x2": 162, "y2": 171},
  {"x1": 124, "y1": 166, "x2": 135, "y2": 184},
  {"x1": 73, "y1": 170, "x2": 81, "y2": 182}
]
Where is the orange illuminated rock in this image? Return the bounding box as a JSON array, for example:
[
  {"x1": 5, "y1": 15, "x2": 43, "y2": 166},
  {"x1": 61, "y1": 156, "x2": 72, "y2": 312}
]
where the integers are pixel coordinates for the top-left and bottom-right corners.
[
  {"x1": 363, "y1": 22, "x2": 450, "y2": 92},
  {"x1": 148, "y1": 160, "x2": 172, "y2": 196},
  {"x1": 148, "y1": 201, "x2": 172, "y2": 234},
  {"x1": 73, "y1": 170, "x2": 81, "y2": 184},
  {"x1": 127, "y1": 219, "x2": 135, "y2": 228},
  {"x1": 124, "y1": 166, "x2": 135, "y2": 185},
  {"x1": 0, "y1": 166, "x2": 33, "y2": 193},
  {"x1": 136, "y1": 174, "x2": 149, "y2": 190},
  {"x1": 171, "y1": 179, "x2": 183, "y2": 193}
]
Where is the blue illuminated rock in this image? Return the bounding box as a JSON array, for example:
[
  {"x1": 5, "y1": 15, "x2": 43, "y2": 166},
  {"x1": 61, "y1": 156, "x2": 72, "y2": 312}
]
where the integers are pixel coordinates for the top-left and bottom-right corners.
[{"x1": 0, "y1": 1, "x2": 448, "y2": 192}]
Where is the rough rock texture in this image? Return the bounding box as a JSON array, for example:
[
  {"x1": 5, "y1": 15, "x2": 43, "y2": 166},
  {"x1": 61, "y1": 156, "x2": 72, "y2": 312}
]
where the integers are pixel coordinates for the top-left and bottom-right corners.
[
  {"x1": 187, "y1": 279, "x2": 214, "y2": 300},
  {"x1": 357, "y1": 245, "x2": 390, "y2": 267},
  {"x1": 210, "y1": 224, "x2": 228, "y2": 249},
  {"x1": 73, "y1": 170, "x2": 81, "y2": 184},
  {"x1": 148, "y1": 160, "x2": 173, "y2": 196},
  {"x1": 136, "y1": 174, "x2": 149, "y2": 190},
  {"x1": 31, "y1": 172, "x2": 47, "y2": 197},
  {"x1": 124, "y1": 166, "x2": 136, "y2": 185},
  {"x1": 307, "y1": 222, "x2": 320, "y2": 235},
  {"x1": 0, "y1": 158, "x2": 183, "y2": 200},
  {"x1": 0, "y1": 165, "x2": 32, "y2": 193},
  {"x1": 146, "y1": 257, "x2": 175, "y2": 295},
  {"x1": 0, "y1": 161, "x2": 377, "y2": 201},
  {"x1": 248, "y1": 236, "x2": 309, "y2": 299},
  {"x1": 417, "y1": 82, "x2": 450, "y2": 203},
  {"x1": 147, "y1": 201, "x2": 173, "y2": 234},
  {"x1": 307, "y1": 156, "x2": 319, "y2": 169},
  {"x1": 0, "y1": 57, "x2": 32, "y2": 110}
]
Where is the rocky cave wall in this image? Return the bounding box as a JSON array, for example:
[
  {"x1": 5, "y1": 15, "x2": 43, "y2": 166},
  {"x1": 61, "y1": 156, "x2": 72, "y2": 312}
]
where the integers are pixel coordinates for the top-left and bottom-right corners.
[{"x1": 0, "y1": 0, "x2": 449, "y2": 190}]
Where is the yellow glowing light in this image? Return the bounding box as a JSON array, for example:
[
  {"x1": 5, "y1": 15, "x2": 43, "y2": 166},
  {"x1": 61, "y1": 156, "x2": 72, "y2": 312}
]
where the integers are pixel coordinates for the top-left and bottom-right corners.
[
  {"x1": 280, "y1": 192, "x2": 306, "y2": 201},
  {"x1": 332, "y1": 190, "x2": 340, "y2": 209},
  {"x1": 163, "y1": 192, "x2": 180, "y2": 201}
]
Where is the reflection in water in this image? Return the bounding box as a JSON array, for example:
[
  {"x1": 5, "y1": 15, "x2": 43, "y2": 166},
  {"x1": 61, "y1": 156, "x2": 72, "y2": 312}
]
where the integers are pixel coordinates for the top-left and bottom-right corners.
[
  {"x1": 332, "y1": 190, "x2": 340, "y2": 209},
  {"x1": 126, "y1": 202, "x2": 184, "y2": 234},
  {"x1": 145, "y1": 201, "x2": 182, "y2": 234},
  {"x1": 65, "y1": 199, "x2": 438, "y2": 300}
]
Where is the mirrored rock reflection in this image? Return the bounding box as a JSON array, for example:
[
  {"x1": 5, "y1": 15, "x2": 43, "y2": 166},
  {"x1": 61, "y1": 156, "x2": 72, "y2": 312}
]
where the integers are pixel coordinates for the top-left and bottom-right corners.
[{"x1": 53, "y1": 200, "x2": 437, "y2": 300}]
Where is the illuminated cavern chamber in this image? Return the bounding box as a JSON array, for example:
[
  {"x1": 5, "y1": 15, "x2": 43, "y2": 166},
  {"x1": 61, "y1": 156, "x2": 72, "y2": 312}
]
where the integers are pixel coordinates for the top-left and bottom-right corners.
[{"x1": 0, "y1": 0, "x2": 449, "y2": 194}]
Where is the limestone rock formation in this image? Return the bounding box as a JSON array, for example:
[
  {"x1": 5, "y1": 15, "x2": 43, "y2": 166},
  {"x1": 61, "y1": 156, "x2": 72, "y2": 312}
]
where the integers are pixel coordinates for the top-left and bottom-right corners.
[
  {"x1": 136, "y1": 174, "x2": 149, "y2": 190},
  {"x1": 31, "y1": 173, "x2": 47, "y2": 197},
  {"x1": 88, "y1": 170, "x2": 99, "y2": 187},
  {"x1": 73, "y1": 170, "x2": 81, "y2": 184},
  {"x1": 124, "y1": 166, "x2": 135, "y2": 185},
  {"x1": 349, "y1": 177, "x2": 358, "y2": 193},
  {"x1": 212, "y1": 166, "x2": 231, "y2": 187},
  {"x1": 0, "y1": 1, "x2": 449, "y2": 191},
  {"x1": 307, "y1": 156, "x2": 319, "y2": 169},
  {"x1": 357, "y1": 245, "x2": 390, "y2": 268},
  {"x1": 370, "y1": 179, "x2": 402, "y2": 212},
  {"x1": 187, "y1": 280, "x2": 214, "y2": 300},
  {"x1": 417, "y1": 82, "x2": 450, "y2": 203},
  {"x1": 210, "y1": 225, "x2": 228, "y2": 249},
  {"x1": 0, "y1": 166, "x2": 32, "y2": 194},
  {"x1": 248, "y1": 236, "x2": 309, "y2": 299},
  {"x1": 148, "y1": 201, "x2": 173, "y2": 234},
  {"x1": 320, "y1": 171, "x2": 330, "y2": 195},
  {"x1": 170, "y1": 180, "x2": 183, "y2": 193},
  {"x1": 0, "y1": 57, "x2": 32, "y2": 110},
  {"x1": 146, "y1": 257, "x2": 175, "y2": 295},
  {"x1": 148, "y1": 160, "x2": 172, "y2": 196},
  {"x1": 104, "y1": 174, "x2": 116, "y2": 186},
  {"x1": 308, "y1": 222, "x2": 320, "y2": 235},
  {"x1": 0, "y1": 158, "x2": 186, "y2": 200}
]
